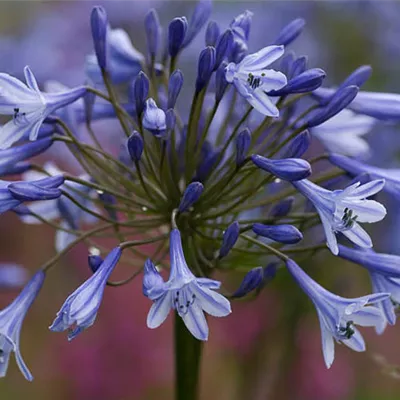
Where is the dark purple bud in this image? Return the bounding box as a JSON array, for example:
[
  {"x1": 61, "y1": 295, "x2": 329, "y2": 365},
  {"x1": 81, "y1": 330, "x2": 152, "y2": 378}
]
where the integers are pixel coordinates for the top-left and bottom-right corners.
[
  {"x1": 195, "y1": 46, "x2": 216, "y2": 92},
  {"x1": 168, "y1": 17, "x2": 188, "y2": 58},
  {"x1": 205, "y1": 20, "x2": 220, "y2": 46},
  {"x1": 284, "y1": 130, "x2": 310, "y2": 158},
  {"x1": 263, "y1": 263, "x2": 278, "y2": 283},
  {"x1": 269, "y1": 68, "x2": 326, "y2": 96},
  {"x1": 251, "y1": 154, "x2": 311, "y2": 181},
  {"x1": 133, "y1": 72, "x2": 149, "y2": 118},
  {"x1": 215, "y1": 29, "x2": 233, "y2": 68},
  {"x1": 290, "y1": 55, "x2": 308, "y2": 78},
  {"x1": 127, "y1": 131, "x2": 144, "y2": 162},
  {"x1": 179, "y1": 182, "x2": 204, "y2": 212},
  {"x1": 307, "y1": 85, "x2": 359, "y2": 128},
  {"x1": 183, "y1": 0, "x2": 212, "y2": 47},
  {"x1": 168, "y1": 70, "x2": 184, "y2": 109},
  {"x1": 252, "y1": 223, "x2": 303, "y2": 244},
  {"x1": 215, "y1": 61, "x2": 228, "y2": 103},
  {"x1": 232, "y1": 267, "x2": 264, "y2": 298},
  {"x1": 274, "y1": 18, "x2": 306, "y2": 46},
  {"x1": 88, "y1": 255, "x2": 103, "y2": 273},
  {"x1": 90, "y1": 6, "x2": 108, "y2": 69},
  {"x1": 145, "y1": 9, "x2": 161, "y2": 59},
  {"x1": 269, "y1": 196, "x2": 294, "y2": 217},
  {"x1": 236, "y1": 128, "x2": 251, "y2": 166},
  {"x1": 219, "y1": 221, "x2": 240, "y2": 258}
]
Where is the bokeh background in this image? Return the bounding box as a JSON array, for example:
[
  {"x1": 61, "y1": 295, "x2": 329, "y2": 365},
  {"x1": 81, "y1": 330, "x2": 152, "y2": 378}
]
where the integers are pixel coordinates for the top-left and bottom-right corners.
[{"x1": 0, "y1": 1, "x2": 400, "y2": 399}]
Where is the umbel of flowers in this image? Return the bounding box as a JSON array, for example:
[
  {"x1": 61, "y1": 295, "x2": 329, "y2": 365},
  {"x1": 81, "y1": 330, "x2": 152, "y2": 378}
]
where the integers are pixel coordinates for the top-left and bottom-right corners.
[{"x1": 0, "y1": 1, "x2": 400, "y2": 394}]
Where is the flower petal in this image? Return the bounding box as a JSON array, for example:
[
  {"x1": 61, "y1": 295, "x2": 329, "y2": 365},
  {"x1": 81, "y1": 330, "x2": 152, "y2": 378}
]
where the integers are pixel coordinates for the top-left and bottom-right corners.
[
  {"x1": 194, "y1": 285, "x2": 231, "y2": 317},
  {"x1": 240, "y1": 45, "x2": 284, "y2": 70},
  {"x1": 146, "y1": 292, "x2": 172, "y2": 329},
  {"x1": 247, "y1": 89, "x2": 279, "y2": 117},
  {"x1": 181, "y1": 303, "x2": 209, "y2": 341},
  {"x1": 342, "y1": 223, "x2": 372, "y2": 248},
  {"x1": 342, "y1": 328, "x2": 365, "y2": 352}
]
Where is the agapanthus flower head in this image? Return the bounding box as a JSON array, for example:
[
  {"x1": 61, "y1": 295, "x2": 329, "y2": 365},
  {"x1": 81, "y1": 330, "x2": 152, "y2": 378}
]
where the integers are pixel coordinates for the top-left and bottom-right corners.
[
  {"x1": 285, "y1": 259, "x2": 388, "y2": 368},
  {"x1": 225, "y1": 45, "x2": 287, "y2": 116},
  {"x1": 0, "y1": 271, "x2": 45, "y2": 380},
  {"x1": 143, "y1": 229, "x2": 231, "y2": 340},
  {"x1": 50, "y1": 247, "x2": 122, "y2": 340},
  {"x1": 293, "y1": 179, "x2": 386, "y2": 255},
  {"x1": 0, "y1": 67, "x2": 86, "y2": 149}
]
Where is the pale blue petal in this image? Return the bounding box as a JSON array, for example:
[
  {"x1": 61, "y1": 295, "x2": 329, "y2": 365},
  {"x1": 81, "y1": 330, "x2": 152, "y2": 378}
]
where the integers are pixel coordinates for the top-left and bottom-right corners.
[
  {"x1": 196, "y1": 278, "x2": 221, "y2": 289},
  {"x1": 15, "y1": 345, "x2": 33, "y2": 381},
  {"x1": 193, "y1": 285, "x2": 231, "y2": 317},
  {"x1": 316, "y1": 309, "x2": 335, "y2": 369},
  {"x1": 181, "y1": 303, "x2": 209, "y2": 341},
  {"x1": 343, "y1": 328, "x2": 365, "y2": 352},
  {"x1": 147, "y1": 292, "x2": 172, "y2": 329},
  {"x1": 240, "y1": 45, "x2": 284, "y2": 70},
  {"x1": 247, "y1": 89, "x2": 279, "y2": 117},
  {"x1": 342, "y1": 223, "x2": 372, "y2": 248},
  {"x1": 340, "y1": 199, "x2": 386, "y2": 223},
  {"x1": 23, "y1": 66, "x2": 41, "y2": 94}
]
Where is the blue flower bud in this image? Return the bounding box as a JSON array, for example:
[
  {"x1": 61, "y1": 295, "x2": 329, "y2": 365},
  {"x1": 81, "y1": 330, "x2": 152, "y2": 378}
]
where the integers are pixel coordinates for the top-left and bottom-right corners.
[
  {"x1": 280, "y1": 51, "x2": 295, "y2": 77},
  {"x1": 168, "y1": 70, "x2": 184, "y2": 109},
  {"x1": 144, "y1": 9, "x2": 161, "y2": 59},
  {"x1": 269, "y1": 68, "x2": 326, "y2": 96},
  {"x1": 9, "y1": 176, "x2": 64, "y2": 201},
  {"x1": 195, "y1": 46, "x2": 216, "y2": 93},
  {"x1": 274, "y1": 18, "x2": 306, "y2": 46},
  {"x1": 83, "y1": 88, "x2": 96, "y2": 125},
  {"x1": 90, "y1": 6, "x2": 108, "y2": 69},
  {"x1": 269, "y1": 196, "x2": 294, "y2": 217},
  {"x1": 307, "y1": 85, "x2": 359, "y2": 128},
  {"x1": 252, "y1": 223, "x2": 303, "y2": 244},
  {"x1": 179, "y1": 182, "x2": 204, "y2": 212},
  {"x1": 127, "y1": 131, "x2": 144, "y2": 162},
  {"x1": 142, "y1": 98, "x2": 166, "y2": 136},
  {"x1": 183, "y1": 0, "x2": 212, "y2": 48},
  {"x1": 143, "y1": 259, "x2": 164, "y2": 299},
  {"x1": 88, "y1": 255, "x2": 103, "y2": 273},
  {"x1": 205, "y1": 21, "x2": 220, "y2": 46},
  {"x1": 263, "y1": 263, "x2": 278, "y2": 283},
  {"x1": 195, "y1": 142, "x2": 220, "y2": 182},
  {"x1": 168, "y1": 17, "x2": 188, "y2": 58},
  {"x1": 215, "y1": 62, "x2": 228, "y2": 103},
  {"x1": 284, "y1": 130, "x2": 310, "y2": 158},
  {"x1": 232, "y1": 267, "x2": 264, "y2": 298},
  {"x1": 290, "y1": 55, "x2": 308, "y2": 78},
  {"x1": 251, "y1": 154, "x2": 311, "y2": 181},
  {"x1": 133, "y1": 71, "x2": 149, "y2": 118},
  {"x1": 219, "y1": 221, "x2": 240, "y2": 258},
  {"x1": 338, "y1": 65, "x2": 372, "y2": 93},
  {"x1": 99, "y1": 192, "x2": 118, "y2": 221},
  {"x1": 166, "y1": 109, "x2": 176, "y2": 136},
  {"x1": 236, "y1": 128, "x2": 251, "y2": 166},
  {"x1": 0, "y1": 138, "x2": 53, "y2": 177},
  {"x1": 215, "y1": 29, "x2": 233, "y2": 68}
]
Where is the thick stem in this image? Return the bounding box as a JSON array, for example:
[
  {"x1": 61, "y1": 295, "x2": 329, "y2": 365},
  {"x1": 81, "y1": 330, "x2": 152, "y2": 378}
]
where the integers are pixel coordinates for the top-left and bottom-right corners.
[{"x1": 174, "y1": 314, "x2": 203, "y2": 400}]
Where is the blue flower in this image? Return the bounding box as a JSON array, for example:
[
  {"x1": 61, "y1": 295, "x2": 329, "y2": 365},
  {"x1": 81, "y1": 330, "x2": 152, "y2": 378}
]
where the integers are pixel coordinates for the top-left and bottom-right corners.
[
  {"x1": 310, "y1": 109, "x2": 376, "y2": 158},
  {"x1": 49, "y1": 247, "x2": 122, "y2": 340},
  {"x1": 338, "y1": 245, "x2": 400, "y2": 331},
  {"x1": 329, "y1": 153, "x2": 400, "y2": 199},
  {"x1": 0, "y1": 66, "x2": 86, "y2": 149},
  {"x1": 0, "y1": 270, "x2": 45, "y2": 380},
  {"x1": 286, "y1": 259, "x2": 388, "y2": 368},
  {"x1": 292, "y1": 179, "x2": 386, "y2": 255},
  {"x1": 143, "y1": 229, "x2": 231, "y2": 341},
  {"x1": 225, "y1": 45, "x2": 287, "y2": 116},
  {"x1": 86, "y1": 27, "x2": 144, "y2": 84}
]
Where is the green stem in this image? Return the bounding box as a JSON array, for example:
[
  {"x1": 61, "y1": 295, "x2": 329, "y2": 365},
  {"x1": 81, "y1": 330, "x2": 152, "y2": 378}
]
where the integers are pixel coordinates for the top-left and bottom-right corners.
[{"x1": 174, "y1": 314, "x2": 203, "y2": 400}]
